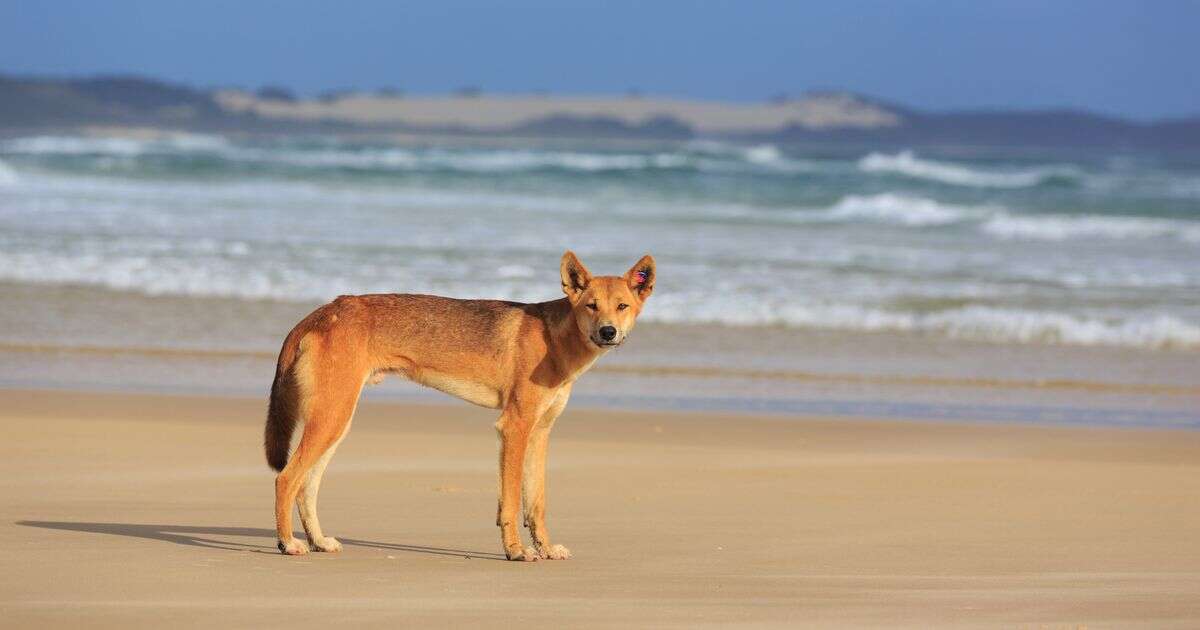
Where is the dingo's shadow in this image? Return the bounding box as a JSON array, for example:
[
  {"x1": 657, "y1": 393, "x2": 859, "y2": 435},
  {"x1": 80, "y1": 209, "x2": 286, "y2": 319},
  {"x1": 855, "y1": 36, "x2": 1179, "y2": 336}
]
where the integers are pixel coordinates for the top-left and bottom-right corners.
[{"x1": 16, "y1": 521, "x2": 506, "y2": 560}]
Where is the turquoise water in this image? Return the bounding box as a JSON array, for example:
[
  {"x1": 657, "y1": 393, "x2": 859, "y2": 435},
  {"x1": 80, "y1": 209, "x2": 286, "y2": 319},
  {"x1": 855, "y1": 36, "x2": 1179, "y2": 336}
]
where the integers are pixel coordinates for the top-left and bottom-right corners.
[{"x1": 1, "y1": 134, "x2": 1198, "y2": 350}]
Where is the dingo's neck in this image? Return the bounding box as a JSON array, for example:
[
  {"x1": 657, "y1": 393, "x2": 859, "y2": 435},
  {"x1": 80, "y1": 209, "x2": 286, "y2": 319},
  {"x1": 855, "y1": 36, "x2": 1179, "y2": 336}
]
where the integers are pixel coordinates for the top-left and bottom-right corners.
[{"x1": 542, "y1": 298, "x2": 606, "y2": 384}]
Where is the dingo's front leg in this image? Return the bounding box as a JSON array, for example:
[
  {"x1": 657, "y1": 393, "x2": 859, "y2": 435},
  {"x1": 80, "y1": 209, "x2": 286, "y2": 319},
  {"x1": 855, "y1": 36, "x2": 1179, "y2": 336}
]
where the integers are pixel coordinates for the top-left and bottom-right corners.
[
  {"x1": 523, "y1": 388, "x2": 571, "y2": 559},
  {"x1": 496, "y1": 404, "x2": 537, "y2": 561}
]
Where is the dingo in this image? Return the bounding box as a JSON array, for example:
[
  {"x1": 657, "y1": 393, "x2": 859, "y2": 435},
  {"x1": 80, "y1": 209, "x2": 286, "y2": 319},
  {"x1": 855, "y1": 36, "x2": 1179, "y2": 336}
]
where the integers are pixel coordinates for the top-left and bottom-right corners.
[{"x1": 265, "y1": 251, "x2": 655, "y2": 561}]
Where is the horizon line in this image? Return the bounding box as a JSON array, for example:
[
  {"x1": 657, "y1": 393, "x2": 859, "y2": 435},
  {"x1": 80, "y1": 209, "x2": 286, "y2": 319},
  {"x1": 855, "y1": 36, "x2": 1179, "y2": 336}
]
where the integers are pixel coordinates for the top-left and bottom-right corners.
[{"x1": 4, "y1": 70, "x2": 1196, "y2": 124}]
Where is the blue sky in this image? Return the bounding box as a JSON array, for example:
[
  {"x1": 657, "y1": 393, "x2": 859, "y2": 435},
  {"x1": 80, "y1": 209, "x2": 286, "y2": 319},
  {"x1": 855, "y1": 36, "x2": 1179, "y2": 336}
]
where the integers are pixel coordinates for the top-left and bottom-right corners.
[{"x1": 1, "y1": 0, "x2": 1197, "y2": 120}]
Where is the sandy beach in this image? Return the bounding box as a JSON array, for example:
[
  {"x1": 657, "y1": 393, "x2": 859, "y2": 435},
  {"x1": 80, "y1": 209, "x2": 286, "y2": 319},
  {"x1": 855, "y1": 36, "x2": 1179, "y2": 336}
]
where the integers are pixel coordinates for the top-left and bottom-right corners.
[
  {"x1": 1, "y1": 388, "x2": 1197, "y2": 628},
  {"x1": 3, "y1": 5, "x2": 1198, "y2": 629}
]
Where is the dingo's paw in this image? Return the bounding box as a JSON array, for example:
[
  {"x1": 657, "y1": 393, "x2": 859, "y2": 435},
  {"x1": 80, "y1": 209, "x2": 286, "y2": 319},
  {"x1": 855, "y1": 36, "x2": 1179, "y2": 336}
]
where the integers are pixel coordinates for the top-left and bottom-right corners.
[
  {"x1": 538, "y1": 544, "x2": 571, "y2": 560},
  {"x1": 505, "y1": 545, "x2": 540, "y2": 562},
  {"x1": 310, "y1": 536, "x2": 342, "y2": 553},
  {"x1": 278, "y1": 538, "x2": 310, "y2": 556}
]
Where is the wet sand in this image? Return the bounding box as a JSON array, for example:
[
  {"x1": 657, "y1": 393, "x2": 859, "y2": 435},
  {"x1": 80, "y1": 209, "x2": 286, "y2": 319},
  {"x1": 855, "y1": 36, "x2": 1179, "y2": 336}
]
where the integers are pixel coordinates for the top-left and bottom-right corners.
[
  {"x1": 3, "y1": 280, "x2": 1199, "y2": 423},
  {"x1": 2, "y1": 388, "x2": 1198, "y2": 628}
]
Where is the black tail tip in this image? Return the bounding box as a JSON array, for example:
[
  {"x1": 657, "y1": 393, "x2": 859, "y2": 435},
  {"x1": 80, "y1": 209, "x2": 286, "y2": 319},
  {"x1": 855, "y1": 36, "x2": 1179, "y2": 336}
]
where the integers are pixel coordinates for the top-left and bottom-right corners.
[{"x1": 266, "y1": 449, "x2": 288, "y2": 472}]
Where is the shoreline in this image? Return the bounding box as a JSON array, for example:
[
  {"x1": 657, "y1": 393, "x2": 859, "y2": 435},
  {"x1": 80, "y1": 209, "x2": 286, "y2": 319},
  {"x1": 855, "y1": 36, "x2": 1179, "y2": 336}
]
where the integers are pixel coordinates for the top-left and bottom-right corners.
[
  {"x1": 3, "y1": 339, "x2": 1197, "y2": 396},
  {"x1": 3, "y1": 310, "x2": 1198, "y2": 430},
  {"x1": 2, "y1": 388, "x2": 1198, "y2": 627},
  {"x1": 5, "y1": 382, "x2": 1200, "y2": 432},
  {"x1": 2, "y1": 281, "x2": 1197, "y2": 429},
  {"x1": 3, "y1": 349, "x2": 1199, "y2": 430}
]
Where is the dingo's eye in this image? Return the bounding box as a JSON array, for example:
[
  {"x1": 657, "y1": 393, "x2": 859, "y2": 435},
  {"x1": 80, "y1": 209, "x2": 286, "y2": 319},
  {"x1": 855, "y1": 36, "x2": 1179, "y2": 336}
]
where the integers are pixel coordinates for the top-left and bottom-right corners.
[
  {"x1": 586, "y1": 303, "x2": 598, "y2": 311},
  {"x1": 617, "y1": 303, "x2": 629, "y2": 310}
]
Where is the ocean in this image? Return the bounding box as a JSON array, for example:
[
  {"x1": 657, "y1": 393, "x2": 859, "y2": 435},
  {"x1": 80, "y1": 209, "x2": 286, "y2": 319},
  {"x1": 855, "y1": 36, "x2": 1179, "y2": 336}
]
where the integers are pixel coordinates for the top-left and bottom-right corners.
[{"x1": 1, "y1": 134, "x2": 1198, "y2": 351}]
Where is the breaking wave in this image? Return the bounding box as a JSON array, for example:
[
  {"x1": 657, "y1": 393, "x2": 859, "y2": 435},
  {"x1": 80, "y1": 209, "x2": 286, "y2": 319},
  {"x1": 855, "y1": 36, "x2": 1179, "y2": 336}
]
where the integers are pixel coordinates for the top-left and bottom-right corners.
[
  {"x1": 858, "y1": 150, "x2": 1080, "y2": 188},
  {"x1": 794, "y1": 195, "x2": 1198, "y2": 241},
  {"x1": 813, "y1": 193, "x2": 987, "y2": 226},
  {"x1": 1, "y1": 134, "x2": 231, "y2": 156},
  {"x1": 0, "y1": 158, "x2": 18, "y2": 186},
  {"x1": 237, "y1": 147, "x2": 698, "y2": 172},
  {"x1": 649, "y1": 302, "x2": 1200, "y2": 350},
  {"x1": 1, "y1": 237, "x2": 1197, "y2": 350},
  {"x1": 1, "y1": 135, "x2": 815, "y2": 175},
  {"x1": 5, "y1": 166, "x2": 1196, "y2": 243},
  {"x1": 793, "y1": 195, "x2": 1198, "y2": 241},
  {"x1": 983, "y1": 213, "x2": 1200, "y2": 242},
  {"x1": 3, "y1": 134, "x2": 1198, "y2": 352}
]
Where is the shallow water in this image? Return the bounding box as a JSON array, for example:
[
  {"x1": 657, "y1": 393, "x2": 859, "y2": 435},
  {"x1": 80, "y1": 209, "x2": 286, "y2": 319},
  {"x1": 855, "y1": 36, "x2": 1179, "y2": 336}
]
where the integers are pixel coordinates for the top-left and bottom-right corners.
[{"x1": 1, "y1": 134, "x2": 1198, "y2": 351}]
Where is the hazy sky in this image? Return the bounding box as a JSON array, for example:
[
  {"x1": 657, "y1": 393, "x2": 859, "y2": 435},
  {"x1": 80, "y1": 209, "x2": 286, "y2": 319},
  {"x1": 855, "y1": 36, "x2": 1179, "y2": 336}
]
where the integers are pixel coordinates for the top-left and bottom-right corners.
[{"x1": 1, "y1": 0, "x2": 1197, "y2": 120}]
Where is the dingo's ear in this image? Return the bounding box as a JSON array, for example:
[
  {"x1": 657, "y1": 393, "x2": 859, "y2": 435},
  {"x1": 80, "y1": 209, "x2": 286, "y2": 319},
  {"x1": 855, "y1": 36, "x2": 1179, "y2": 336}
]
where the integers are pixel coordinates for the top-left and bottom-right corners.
[
  {"x1": 625, "y1": 254, "x2": 655, "y2": 301},
  {"x1": 560, "y1": 250, "x2": 592, "y2": 301}
]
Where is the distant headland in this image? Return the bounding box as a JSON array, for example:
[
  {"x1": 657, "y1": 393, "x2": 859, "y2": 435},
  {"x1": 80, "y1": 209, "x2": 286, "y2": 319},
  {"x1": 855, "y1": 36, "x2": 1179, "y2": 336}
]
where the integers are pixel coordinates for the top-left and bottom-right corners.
[{"x1": 1, "y1": 74, "x2": 1196, "y2": 149}]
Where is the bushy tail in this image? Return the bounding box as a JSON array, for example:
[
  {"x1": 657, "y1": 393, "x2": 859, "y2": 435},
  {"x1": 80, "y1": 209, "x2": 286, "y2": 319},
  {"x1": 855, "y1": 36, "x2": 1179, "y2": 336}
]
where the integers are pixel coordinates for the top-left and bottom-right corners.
[
  {"x1": 265, "y1": 328, "x2": 307, "y2": 472},
  {"x1": 264, "y1": 378, "x2": 298, "y2": 472}
]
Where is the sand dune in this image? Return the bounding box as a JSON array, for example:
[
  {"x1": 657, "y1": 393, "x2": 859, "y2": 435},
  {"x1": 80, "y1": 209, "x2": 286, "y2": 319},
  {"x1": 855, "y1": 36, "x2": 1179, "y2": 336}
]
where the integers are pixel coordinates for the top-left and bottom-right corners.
[{"x1": 214, "y1": 90, "x2": 900, "y2": 134}]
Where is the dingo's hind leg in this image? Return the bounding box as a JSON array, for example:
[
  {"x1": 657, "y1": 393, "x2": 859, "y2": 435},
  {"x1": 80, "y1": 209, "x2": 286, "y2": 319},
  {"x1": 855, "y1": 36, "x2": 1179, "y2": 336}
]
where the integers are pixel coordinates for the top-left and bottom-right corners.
[
  {"x1": 274, "y1": 346, "x2": 366, "y2": 555},
  {"x1": 297, "y1": 424, "x2": 350, "y2": 552}
]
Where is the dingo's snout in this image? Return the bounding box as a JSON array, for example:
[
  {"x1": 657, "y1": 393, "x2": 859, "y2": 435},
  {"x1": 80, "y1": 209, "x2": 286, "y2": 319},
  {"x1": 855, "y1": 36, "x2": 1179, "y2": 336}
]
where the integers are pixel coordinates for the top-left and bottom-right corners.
[{"x1": 592, "y1": 322, "x2": 623, "y2": 347}]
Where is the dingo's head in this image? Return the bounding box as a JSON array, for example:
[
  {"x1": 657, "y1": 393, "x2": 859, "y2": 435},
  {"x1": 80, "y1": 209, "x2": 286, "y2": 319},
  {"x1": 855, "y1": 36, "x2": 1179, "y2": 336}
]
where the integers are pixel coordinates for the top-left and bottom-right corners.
[{"x1": 560, "y1": 251, "x2": 655, "y2": 349}]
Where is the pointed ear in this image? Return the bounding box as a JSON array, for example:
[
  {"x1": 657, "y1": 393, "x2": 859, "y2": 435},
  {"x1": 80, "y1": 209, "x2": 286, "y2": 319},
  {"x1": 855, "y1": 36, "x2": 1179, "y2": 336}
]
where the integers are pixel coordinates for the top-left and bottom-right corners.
[
  {"x1": 560, "y1": 250, "x2": 592, "y2": 301},
  {"x1": 624, "y1": 254, "x2": 655, "y2": 301}
]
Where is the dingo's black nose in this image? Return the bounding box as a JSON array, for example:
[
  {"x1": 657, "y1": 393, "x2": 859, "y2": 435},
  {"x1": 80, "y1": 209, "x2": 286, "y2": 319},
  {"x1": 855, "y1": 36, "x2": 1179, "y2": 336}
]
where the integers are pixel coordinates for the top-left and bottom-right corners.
[{"x1": 599, "y1": 326, "x2": 617, "y2": 341}]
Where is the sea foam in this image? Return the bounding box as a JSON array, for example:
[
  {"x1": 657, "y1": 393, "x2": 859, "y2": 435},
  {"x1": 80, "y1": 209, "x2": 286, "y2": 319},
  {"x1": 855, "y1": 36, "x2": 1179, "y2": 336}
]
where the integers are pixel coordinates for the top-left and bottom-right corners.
[
  {"x1": 647, "y1": 301, "x2": 1200, "y2": 350},
  {"x1": 858, "y1": 150, "x2": 1076, "y2": 188},
  {"x1": 0, "y1": 159, "x2": 18, "y2": 185},
  {"x1": 11, "y1": 231, "x2": 1191, "y2": 351},
  {"x1": 3, "y1": 135, "x2": 1198, "y2": 352},
  {"x1": 1, "y1": 134, "x2": 230, "y2": 156},
  {"x1": 983, "y1": 212, "x2": 1200, "y2": 242},
  {"x1": 2, "y1": 134, "x2": 821, "y2": 175},
  {"x1": 914, "y1": 307, "x2": 1200, "y2": 349},
  {"x1": 816, "y1": 193, "x2": 986, "y2": 226},
  {"x1": 2, "y1": 231, "x2": 1197, "y2": 351}
]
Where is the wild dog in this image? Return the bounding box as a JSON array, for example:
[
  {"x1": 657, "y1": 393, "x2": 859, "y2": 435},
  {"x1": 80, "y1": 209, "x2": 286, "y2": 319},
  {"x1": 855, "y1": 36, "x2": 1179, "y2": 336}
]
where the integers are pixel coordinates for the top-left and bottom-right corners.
[{"x1": 264, "y1": 251, "x2": 655, "y2": 561}]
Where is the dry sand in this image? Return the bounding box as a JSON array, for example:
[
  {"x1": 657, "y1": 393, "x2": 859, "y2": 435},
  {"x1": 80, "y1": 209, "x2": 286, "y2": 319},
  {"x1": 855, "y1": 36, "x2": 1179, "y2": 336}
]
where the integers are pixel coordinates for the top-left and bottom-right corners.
[{"x1": 1, "y1": 388, "x2": 1198, "y2": 628}]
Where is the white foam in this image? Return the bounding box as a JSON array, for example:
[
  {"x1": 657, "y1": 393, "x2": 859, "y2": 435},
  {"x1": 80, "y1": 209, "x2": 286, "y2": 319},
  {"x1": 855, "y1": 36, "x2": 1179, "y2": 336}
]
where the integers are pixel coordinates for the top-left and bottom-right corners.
[
  {"x1": 0, "y1": 158, "x2": 18, "y2": 186},
  {"x1": 160, "y1": 133, "x2": 232, "y2": 151},
  {"x1": 646, "y1": 301, "x2": 1200, "y2": 350},
  {"x1": 983, "y1": 212, "x2": 1200, "y2": 242},
  {"x1": 816, "y1": 193, "x2": 987, "y2": 226},
  {"x1": 0, "y1": 243, "x2": 558, "y2": 307},
  {"x1": 17, "y1": 164, "x2": 1197, "y2": 244},
  {"x1": 2, "y1": 136, "x2": 147, "y2": 155},
  {"x1": 1, "y1": 134, "x2": 230, "y2": 156},
  {"x1": 858, "y1": 150, "x2": 1075, "y2": 188},
  {"x1": 3, "y1": 136, "x2": 1197, "y2": 353},
  {"x1": 495, "y1": 264, "x2": 535, "y2": 278},
  {"x1": 224, "y1": 145, "x2": 696, "y2": 173},
  {"x1": 1, "y1": 231, "x2": 1197, "y2": 350},
  {"x1": 743, "y1": 144, "x2": 782, "y2": 164},
  {"x1": 917, "y1": 307, "x2": 1200, "y2": 349},
  {"x1": 1, "y1": 134, "x2": 818, "y2": 175},
  {"x1": 3, "y1": 168, "x2": 596, "y2": 217},
  {"x1": 1, "y1": 135, "x2": 692, "y2": 174}
]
